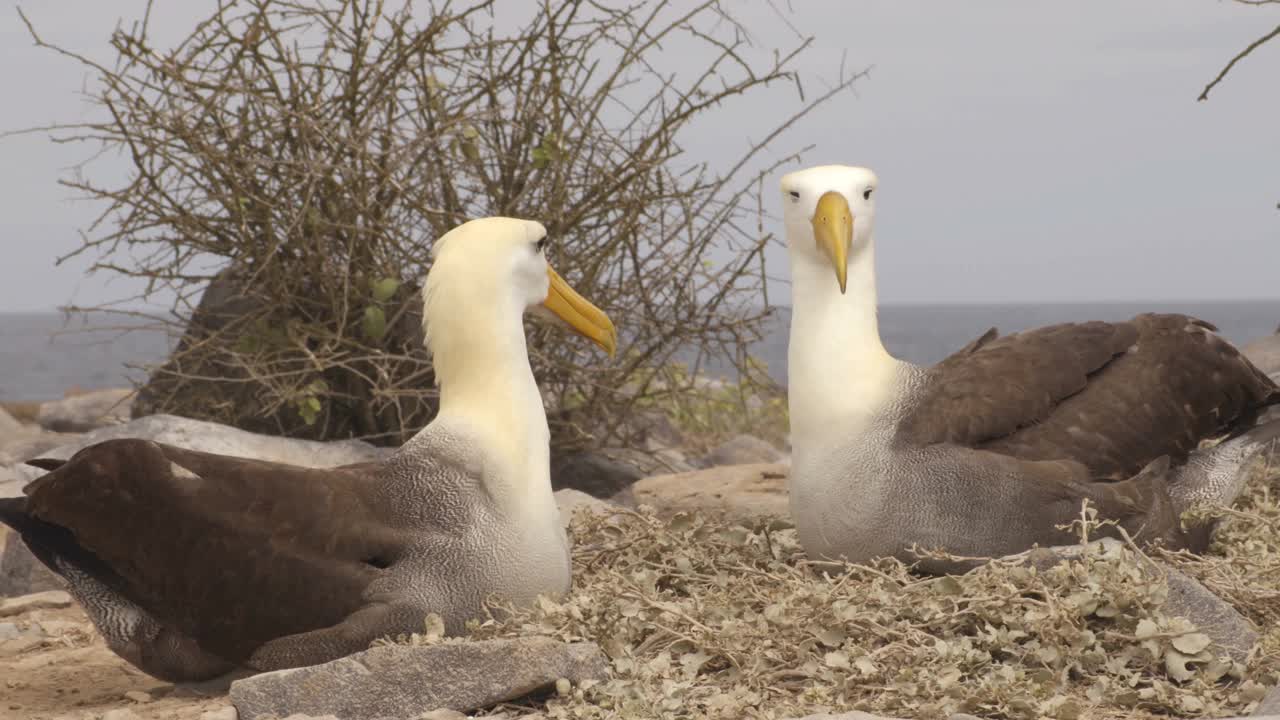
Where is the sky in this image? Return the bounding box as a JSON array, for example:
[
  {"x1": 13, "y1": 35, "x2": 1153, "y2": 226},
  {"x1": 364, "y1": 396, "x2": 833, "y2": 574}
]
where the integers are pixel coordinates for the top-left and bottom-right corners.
[{"x1": 0, "y1": 1, "x2": 1277, "y2": 312}]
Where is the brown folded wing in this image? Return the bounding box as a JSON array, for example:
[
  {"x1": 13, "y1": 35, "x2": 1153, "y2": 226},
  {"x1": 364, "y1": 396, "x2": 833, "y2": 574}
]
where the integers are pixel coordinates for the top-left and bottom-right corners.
[
  {"x1": 896, "y1": 313, "x2": 1279, "y2": 479},
  {"x1": 21, "y1": 438, "x2": 414, "y2": 663}
]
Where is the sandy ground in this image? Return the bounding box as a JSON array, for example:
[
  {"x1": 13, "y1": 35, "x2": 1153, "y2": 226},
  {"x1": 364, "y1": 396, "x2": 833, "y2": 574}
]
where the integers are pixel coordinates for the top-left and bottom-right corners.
[{"x1": 0, "y1": 603, "x2": 233, "y2": 720}]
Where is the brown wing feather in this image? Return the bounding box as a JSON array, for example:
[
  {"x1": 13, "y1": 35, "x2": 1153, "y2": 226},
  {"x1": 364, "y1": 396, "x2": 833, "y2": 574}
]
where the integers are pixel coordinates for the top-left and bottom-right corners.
[
  {"x1": 897, "y1": 319, "x2": 1136, "y2": 447},
  {"x1": 898, "y1": 313, "x2": 1280, "y2": 478},
  {"x1": 22, "y1": 438, "x2": 408, "y2": 663}
]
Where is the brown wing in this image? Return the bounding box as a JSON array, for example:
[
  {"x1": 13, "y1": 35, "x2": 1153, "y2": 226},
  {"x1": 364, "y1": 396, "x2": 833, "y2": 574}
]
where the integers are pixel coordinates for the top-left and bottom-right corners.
[
  {"x1": 897, "y1": 313, "x2": 1279, "y2": 478},
  {"x1": 20, "y1": 438, "x2": 417, "y2": 663}
]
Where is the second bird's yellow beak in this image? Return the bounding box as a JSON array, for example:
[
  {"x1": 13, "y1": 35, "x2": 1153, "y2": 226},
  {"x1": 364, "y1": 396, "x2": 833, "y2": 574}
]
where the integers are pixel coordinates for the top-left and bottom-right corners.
[
  {"x1": 812, "y1": 191, "x2": 853, "y2": 294},
  {"x1": 542, "y1": 266, "x2": 618, "y2": 357}
]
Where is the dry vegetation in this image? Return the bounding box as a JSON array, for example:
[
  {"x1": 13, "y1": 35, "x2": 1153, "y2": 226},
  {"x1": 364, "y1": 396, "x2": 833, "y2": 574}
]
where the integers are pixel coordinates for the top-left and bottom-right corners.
[
  {"x1": 16, "y1": 0, "x2": 852, "y2": 448},
  {"x1": 385, "y1": 462, "x2": 1280, "y2": 720}
]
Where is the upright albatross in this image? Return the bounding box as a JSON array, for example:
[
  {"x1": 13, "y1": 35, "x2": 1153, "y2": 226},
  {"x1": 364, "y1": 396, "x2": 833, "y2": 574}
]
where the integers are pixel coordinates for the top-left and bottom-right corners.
[
  {"x1": 781, "y1": 165, "x2": 1280, "y2": 573},
  {"x1": 0, "y1": 216, "x2": 617, "y2": 681}
]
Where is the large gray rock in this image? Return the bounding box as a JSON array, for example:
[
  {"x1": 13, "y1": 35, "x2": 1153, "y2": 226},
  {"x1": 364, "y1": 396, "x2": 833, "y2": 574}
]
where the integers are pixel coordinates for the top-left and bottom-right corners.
[
  {"x1": 551, "y1": 451, "x2": 643, "y2": 499},
  {"x1": 31, "y1": 388, "x2": 134, "y2": 432},
  {"x1": 632, "y1": 463, "x2": 789, "y2": 521},
  {"x1": 698, "y1": 434, "x2": 783, "y2": 468},
  {"x1": 4, "y1": 414, "x2": 393, "y2": 489},
  {"x1": 554, "y1": 488, "x2": 622, "y2": 529},
  {"x1": 0, "y1": 406, "x2": 21, "y2": 434},
  {"x1": 1243, "y1": 332, "x2": 1280, "y2": 377},
  {"x1": 229, "y1": 638, "x2": 609, "y2": 720},
  {"x1": 1019, "y1": 539, "x2": 1257, "y2": 663},
  {"x1": 0, "y1": 527, "x2": 64, "y2": 597}
]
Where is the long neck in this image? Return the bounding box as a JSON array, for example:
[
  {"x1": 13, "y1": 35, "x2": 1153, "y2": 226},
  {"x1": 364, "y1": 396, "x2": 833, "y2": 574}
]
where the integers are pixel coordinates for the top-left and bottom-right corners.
[
  {"x1": 787, "y1": 236, "x2": 900, "y2": 447},
  {"x1": 407, "y1": 285, "x2": 553, "y2": 517}
]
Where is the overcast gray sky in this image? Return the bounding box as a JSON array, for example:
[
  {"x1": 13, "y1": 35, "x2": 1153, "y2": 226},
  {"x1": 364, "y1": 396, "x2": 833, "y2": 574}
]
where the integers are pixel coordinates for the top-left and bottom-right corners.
[{"x1": 1, "y1": 1, "x2": 1277, "y2": 312}]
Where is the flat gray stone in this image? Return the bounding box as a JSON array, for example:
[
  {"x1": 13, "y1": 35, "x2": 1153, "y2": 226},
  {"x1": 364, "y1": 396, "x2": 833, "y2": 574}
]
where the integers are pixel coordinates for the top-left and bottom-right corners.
[
  {"x1": 199, "y1": 709, "x2": 239, "y2": 720},
  {"x1": 230, "y1": 637, "x2": 609, "y2": 720},
  {"x1": 0, "y1": 590, "x2": 72, "y2": 617},
  {"x1": 787, "y1": 713, "x2": 907, "y2": 720},
  {"x1": 4, "y1": 414, "x2": 395, "y2": 490},
  {"x1": 632, "y1": 462, "x2": 789, "y2": 521},
  {"x1": 1018, "y1": 539, "x2": 1257, "y2": 663}
]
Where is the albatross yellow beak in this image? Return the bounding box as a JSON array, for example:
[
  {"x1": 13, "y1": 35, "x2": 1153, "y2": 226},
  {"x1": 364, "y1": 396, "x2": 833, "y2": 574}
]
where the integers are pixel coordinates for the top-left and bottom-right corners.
[
  {"x1": 813, "y1": 191, "x2": 853, "y2": 294},
  {"x1": 542, "y1": 266, "x2": 618, "y2": 357}
]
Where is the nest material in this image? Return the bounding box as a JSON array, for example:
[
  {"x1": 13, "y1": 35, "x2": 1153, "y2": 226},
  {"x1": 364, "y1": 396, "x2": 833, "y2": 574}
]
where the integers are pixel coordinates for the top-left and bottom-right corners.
[{"x1": 395, "y1": 464, "x2": 1280, "y2": 720}]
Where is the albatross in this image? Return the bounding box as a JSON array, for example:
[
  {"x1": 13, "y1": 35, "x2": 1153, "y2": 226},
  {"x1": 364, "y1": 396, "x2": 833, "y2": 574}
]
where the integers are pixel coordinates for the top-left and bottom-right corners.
[
  {"x1": 780, "y1": 164, "x2": 1280, "y2": 573},
  {"x1": 0, "y1": 216, "x2": 617, "y2": 681}
]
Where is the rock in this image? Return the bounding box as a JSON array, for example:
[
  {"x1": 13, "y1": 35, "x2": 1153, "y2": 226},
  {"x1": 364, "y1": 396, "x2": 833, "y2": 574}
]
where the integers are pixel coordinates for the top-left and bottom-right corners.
[
  {"x1": 1255, "y1": 685, "x2": 1280, "y2": 714},
  {"x1": 0, "y1": 428, "x2": 83, "y2": 466},
  {"x1": 123, "y1": 689, "x2": 153, "y2": 703},
  {"x1": 418, "y1": 711, "x2": 468, "y2": 720},
  {"x1": 1243, "y1": 332, "x2": 1280, "y2": 377},
  {"x1": 0, "y1": 622, "x2": 19, "y2": 641},
  {"x1": 32, "y1": 388, "x2": 133, "y2": 432},
  {"x1": 5, "y1": 414, "x2": 394, "y2": 488},
  {"x1": 698, "y1": 434, "x2": 783, "y2": 467},
  {"x1": 554, "y1": 489, "x2": 622, "y2": 528},
  {"x1": 132, "y1": 265, "x2": 437, "y2": 443},
  {"x1": 102, "y1": 710, "x2": 143, "y2": 720},
  {"x1": 0, "y1": 590, "x2": 73, "y2": 617},
  {"x1": 0, "y1": 406, "x2": 21, "y2": 434},
  {"x1": 230, "y1": 637, "x2": 609, "y2": 720},
  {"x1": 632, "y1": 463, "x2": 789, "y2": 521},
  {"x1": 200, "y1": 708, "x2": 240, "y2": 720},
  {"x1": 0, "y1": 527, "x2": 65, "y2": 597},
  {"x1": 1018, "y1": 539, "x2": 1257, "y2": 663},
  {"x1": 551, "y1": 450, "x2": 643, "y2": 498}
]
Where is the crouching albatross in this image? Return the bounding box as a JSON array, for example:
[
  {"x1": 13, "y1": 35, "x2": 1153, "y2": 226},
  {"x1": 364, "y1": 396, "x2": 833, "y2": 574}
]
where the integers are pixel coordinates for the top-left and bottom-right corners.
[
  {"x1": 0, "y1": 216, "x2": 617, "y2": 681},
  {"x1": 780, "y1": 165, "x2": 1280, "y2": 574}
]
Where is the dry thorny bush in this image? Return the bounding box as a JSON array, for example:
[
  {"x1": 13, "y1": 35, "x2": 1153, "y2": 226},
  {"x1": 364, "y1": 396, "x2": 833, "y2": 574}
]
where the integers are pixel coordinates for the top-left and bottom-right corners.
[
  {"x1": 384, "y1": 461, "x2": 1280, "y2": 720},
  {"x1": 15, "y1": 0, "x2": 855, "y2": 447}
]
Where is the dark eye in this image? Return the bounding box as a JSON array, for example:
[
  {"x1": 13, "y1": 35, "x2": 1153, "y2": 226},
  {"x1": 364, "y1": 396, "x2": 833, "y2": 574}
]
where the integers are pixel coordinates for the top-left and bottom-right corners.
[
  {"x1": 788, "y1": 191, "x2": 800, "y2": 201},
  {"x1": 535, "y1": 237, "x2": 547, "y2": 253},
  {"x1": 863, "y1": 188, "x2": 874, "y2": 200}
]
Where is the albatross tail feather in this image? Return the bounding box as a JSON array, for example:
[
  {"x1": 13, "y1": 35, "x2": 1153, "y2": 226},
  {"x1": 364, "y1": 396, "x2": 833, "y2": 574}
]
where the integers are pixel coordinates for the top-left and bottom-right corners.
[
  {"x1": 24, "y1": 458, "x2": 66, "y2": 471},
  {"x1": 1170, "y1": 418, "x2": 1280, "y2": 515},
  {"x1": 0, "y1": 496, "x2": 130, "y2": 596}
]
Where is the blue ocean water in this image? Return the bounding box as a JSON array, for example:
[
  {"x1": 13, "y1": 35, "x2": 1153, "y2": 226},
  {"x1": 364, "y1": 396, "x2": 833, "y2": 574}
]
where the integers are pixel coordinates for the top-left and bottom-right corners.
[{"x1": 3, "y1": 300, "x2": 1280, "y2": 401}]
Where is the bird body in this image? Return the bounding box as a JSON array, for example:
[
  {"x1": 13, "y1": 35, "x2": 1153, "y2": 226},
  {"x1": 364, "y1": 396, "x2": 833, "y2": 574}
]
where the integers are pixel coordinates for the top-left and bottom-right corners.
[
  {"x1": 781, "y1": 165, "x2": 1280, "y2": 573},
  {"x1": 0, "y1": 217, "x2": 617, "y2": 680}
]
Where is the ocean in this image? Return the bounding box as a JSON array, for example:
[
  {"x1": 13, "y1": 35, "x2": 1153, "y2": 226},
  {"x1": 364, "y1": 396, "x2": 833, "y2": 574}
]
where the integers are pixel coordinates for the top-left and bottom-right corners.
[{"x1": 3, "y1": 300, "x2": 1280, "y2": 402}]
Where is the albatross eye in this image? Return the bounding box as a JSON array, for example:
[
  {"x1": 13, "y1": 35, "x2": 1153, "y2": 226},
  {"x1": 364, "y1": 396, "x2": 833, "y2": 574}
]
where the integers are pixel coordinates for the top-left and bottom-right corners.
[
  {"x1": 788, "y1": 191, "x2": 800, "y2": 202},
  {"x1": 535, "y1": 237, "x2": 547, "y2": 253},
  {"x1": 863, "y1": 188, "x2": 874, "y2": 200}
]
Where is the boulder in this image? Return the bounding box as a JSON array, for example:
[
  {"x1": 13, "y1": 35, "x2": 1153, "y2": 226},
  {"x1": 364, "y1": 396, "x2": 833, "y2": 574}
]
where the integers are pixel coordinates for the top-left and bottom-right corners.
[
  {"x1": 551, "y1": 451, "x2": 643, "y2": 498},
  {"x1": 131, "y1": 266, "x2": 437, "y2": 444},
  {"x1": 786, "y1": 713, "x2": 907, "y2": 720},
  {"x1": 554, "y1": 488, "x2": 622, "y2": 529},
  {"x1": 632, "y1": 463, "x2": 789, "y2": 521},
  {"x1": 0, "y1": 527, "x2": 64, "y2": 597},
  {"x1": 4, "y1": 414, "x2": 393, "y2": 489},
  {"x1": 698, "y1": 434, "x2": 783, "y2": 467},
  {"x1": 0, "y1": 406, "x2": 21, "y2": 434},
  {"x1": 30, "y1": 388, "x2": 133, "y2": 432},
  {"x1": 1242, "y1": 332, "x2": 1280, "y2": 377},
  {"x1": 0, "y1": 429, "x2": 83, "y2": 467},
  {"x1": 229, "y1": 637, "x2": 609, "y2": 720}
]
